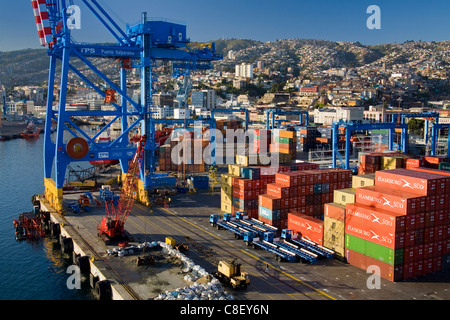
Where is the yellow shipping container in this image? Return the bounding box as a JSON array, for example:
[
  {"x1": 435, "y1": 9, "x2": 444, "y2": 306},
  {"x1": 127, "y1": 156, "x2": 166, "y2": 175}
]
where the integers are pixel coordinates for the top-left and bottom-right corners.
[
  {"x1": 236, "y1": 155, "x2": 249, "y2": 167},
  {"x1": 278, "y1": 130, "x2": 296, "y2": 139},
  {"x1": 221, "y1": 189, "x2": 232, "y2": 206},
  {"x1": 323, "y1": 217, "x2": 345, "y2": 258},
  {"x1": 221, "y1": 184, "x2": 232, "y2": 197},
  {"x1": 221, "y1": 173, "x2": 235, "y2": 187},
  {"x1": 381, "y1": 156, "x2": 403, "y2": 170},
  {"x1": 352, "y1": 174, "x2": 375, "y2": 188},
  {"x1": 228, "y1": 164, "x2": 242, "y2": 177},
  {"x1": 221, "y1": 201, "x2": 233, "y2": 213},
  {"x1": 333, "y1": 188, "x2": 356, "y2": 206}
]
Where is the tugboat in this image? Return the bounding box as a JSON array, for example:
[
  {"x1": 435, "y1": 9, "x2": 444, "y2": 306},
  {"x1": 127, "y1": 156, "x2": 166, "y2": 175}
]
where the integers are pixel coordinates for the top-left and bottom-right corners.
[{"x1": 20, "y1": 121, "x2": 40, "y2": 139}]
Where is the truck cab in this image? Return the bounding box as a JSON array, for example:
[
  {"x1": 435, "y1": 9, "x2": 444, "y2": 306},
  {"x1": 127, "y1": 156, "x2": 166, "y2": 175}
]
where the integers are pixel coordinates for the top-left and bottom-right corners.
[{"x1": 216, "y1": 260, "x2": 250, "y2": 289}]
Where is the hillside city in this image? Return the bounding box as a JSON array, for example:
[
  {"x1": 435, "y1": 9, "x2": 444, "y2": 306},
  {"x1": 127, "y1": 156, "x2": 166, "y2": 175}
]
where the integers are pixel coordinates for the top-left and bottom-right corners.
[{"x1": 2, "y1": 38, "x2": 450, "y2": 128}]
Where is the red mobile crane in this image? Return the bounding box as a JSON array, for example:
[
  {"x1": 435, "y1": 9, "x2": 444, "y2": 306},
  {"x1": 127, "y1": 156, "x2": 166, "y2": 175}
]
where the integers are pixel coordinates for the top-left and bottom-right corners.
[{"x1": 98, "y1": 135, "x2": 147, "y2": 244}]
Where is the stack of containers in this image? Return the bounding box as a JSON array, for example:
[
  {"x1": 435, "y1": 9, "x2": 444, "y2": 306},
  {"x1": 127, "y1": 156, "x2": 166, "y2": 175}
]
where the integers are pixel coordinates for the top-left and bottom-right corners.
[
  {"x1": 345, "y1": 168, "x2": 450, "y2": 281},
  {"x1": 296, "y1": 126, "x2": 321, "y2": 152},
  {"x1": 253, "y1": 129, "x2": 272, "y2": 154},
  {"x1": 162, "y1": 136, "x2": 208, "y2": 172},
  {"x1": 270, "y1": 129, "x2": 297, "y2": 161},
  {"x1": 259, "y1": 168, "x2": 352, "y2": 231},
  {"x1": 421, "y1": 156, "x2": 450, "y2": 169},
  {"x1": 358, "y1": 152, "x2": 449, "y2": 174},
  {"x1": 221, "y1": 173, "x2": 235, "y2": 213},
  {"x1": 323, "y1": 202, "x2": 347, "y2": 259}
]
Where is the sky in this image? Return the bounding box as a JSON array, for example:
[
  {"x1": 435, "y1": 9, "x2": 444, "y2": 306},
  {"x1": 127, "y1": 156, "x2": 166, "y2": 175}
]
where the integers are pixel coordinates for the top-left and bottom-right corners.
[{"x1": 1, "y1": 0, "x2": 450, "y2": 52}]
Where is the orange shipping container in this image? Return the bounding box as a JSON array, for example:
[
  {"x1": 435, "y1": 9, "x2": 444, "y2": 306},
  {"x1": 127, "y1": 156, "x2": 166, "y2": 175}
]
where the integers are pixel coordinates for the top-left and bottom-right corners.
[
  {"x1": 259, "y1": 194, "x2": 281, "y2": 210},
  {"x1": 324, "y1": 202, "x2": 346, "y2": 222},
  {"x1": 345, "y1": 249, "x2": 403, "y2": 282},
  {"x1": 355, "y1": 185, "x2": 426, "y2": 215},
  {"x1": 375, "y1": 169, "x2": 448, "y2": 196},
  {"x1": 287, "y1": 212, "x2": 324, "y2": 245},
  {"x1": 266, "y1": 183, "x2": 290, "y2": 198}
]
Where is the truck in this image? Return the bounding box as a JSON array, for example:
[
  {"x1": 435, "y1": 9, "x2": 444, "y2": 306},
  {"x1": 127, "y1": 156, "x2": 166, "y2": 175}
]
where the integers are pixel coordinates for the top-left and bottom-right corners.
[{"x1": 215, "y1": 259, "x2": 250, "y2": 290}]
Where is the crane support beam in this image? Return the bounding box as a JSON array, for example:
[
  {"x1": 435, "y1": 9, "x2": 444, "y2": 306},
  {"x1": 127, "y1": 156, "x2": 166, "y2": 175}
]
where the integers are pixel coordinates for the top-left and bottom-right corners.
[{"x1": 331, "y1": 121, "x2": 408, "y2": 169}]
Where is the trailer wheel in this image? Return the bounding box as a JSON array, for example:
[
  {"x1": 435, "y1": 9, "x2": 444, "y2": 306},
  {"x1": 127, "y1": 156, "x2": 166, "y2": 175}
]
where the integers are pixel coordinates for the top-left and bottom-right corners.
[{"x1": 94, "y1": 280, "x2": 112, "y2": 300}]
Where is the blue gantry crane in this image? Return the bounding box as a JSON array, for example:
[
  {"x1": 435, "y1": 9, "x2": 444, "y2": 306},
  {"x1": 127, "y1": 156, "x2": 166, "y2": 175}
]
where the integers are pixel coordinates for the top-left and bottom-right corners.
[{"x1": 33, "y1": 0, "x2": 222, "y2": 210}]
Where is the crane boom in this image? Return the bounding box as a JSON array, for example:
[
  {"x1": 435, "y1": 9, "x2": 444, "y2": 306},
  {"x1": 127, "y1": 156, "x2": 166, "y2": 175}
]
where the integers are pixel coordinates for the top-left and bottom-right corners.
[{"x1": 98, "y1": 135, "x2": 147, "y2": 241}]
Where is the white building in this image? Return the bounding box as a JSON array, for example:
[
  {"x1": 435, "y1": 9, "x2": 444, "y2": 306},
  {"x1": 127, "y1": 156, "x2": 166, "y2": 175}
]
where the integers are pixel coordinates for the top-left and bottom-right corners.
[
  {"x1": 151, "y1": 105, "x2": 174, "y2": 119},
  {"x1": 235, "y1": 63, "x2": 253, "y2": 79},
  {"x1": 314, "y1": 107, "x2": 364, "y2": 125},
  {"x1": 191, "y1": 90, "x2": 216, "y2": 110},
  {"x1": 174, "y1": 107, "x2": 190, "y2": 120}
]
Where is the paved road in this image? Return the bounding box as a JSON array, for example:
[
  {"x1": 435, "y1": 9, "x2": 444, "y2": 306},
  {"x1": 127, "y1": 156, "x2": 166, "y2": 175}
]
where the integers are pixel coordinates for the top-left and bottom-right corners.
[{"x1": 61, "y1": 190, "x2": 450, "y2": 301}]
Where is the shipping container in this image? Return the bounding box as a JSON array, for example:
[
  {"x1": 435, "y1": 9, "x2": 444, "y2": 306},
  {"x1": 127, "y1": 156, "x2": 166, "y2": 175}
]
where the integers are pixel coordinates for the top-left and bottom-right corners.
[
  {"x1": 345, "y1": 234, "x2": 404, "y2": 266},
  {"x1": 258, "y1": 206, "x2": 281, "y2": 222},
  {"x1": 324, "y1": 202, "x2": 346, "y2": 221},
  {"x1": 266, "y1": 183, "x2": 290, "y2": 198},
  {"x1": 352, "y1": 174, "x2": 375, "y2": 188},
  {"x1": 355, "y1": 185, "x2": 426, "y2": 215},
  {"x1": 375, "y1": 169, "x2": 449, "y2": 196},
  {"x1": 288, "y1": 212, "x2": 324, "y2": 245},
  {"x1": 259, "y1": 194, "x2": 281, "y2": 211},
  {"x1": 333, "y1": 188, "x2": 356, "y2": 205},
  {"x1": 345, "y1": 249, "x2": 403, "y2": 282},
  {"x1": 346, "y1": 202, "x2": 406, "y2": 237}
]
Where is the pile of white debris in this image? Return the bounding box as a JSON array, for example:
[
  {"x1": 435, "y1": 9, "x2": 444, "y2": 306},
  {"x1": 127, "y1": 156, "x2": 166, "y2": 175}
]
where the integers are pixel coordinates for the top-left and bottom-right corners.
[{"x1": 155, "y1": 241, "x2": 235, "y2": 300}]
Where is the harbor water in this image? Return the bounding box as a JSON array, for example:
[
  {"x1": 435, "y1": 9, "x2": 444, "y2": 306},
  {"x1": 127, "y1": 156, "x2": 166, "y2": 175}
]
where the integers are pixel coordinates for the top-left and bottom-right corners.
[{"x1": 0, "y1": 136, "x2": 94, "y2": 300}]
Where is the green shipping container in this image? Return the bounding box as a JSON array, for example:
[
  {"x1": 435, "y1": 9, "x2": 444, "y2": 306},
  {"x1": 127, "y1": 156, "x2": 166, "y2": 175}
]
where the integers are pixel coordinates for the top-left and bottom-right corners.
[
  {"x1": 438, "y1": 162, "x2": 450, "y2": 171},
  {"x1": 274, "y1": 136, "x2": 293, "y2": 144},
  {"x1": 345, "y1": 234, "x2": 403, "y2": 266}
]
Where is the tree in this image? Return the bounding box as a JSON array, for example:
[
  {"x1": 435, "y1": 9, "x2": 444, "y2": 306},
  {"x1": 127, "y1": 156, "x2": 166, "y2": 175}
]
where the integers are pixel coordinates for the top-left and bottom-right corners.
[{"x1": 408, "y1": 118, "x2": 424, "y2": 136}]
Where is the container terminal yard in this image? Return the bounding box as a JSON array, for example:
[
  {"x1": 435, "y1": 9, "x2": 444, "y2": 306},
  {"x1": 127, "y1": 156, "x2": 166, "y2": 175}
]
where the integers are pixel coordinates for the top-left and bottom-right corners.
[{"x1": 11, "y1": 0, "x2": 450, "y2": 303}]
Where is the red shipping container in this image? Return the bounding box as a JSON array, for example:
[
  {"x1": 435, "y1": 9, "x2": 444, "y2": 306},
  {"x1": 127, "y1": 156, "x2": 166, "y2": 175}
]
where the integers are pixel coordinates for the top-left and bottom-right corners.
[
  {"x1": 275, "y1": 172, "x2": 298, "y2": 187},
  {"x1": 404, "y1": 246, "x2": 416, "y2": 264},
  {"x1": 414, "y1": 260, "x2": 424, "y2": 277},
  {"x1": 345, "y1": 220, "x2": 405, "y2": 249},
  {"x1": 321, "y1": 193, "x2": 331, "y2": 204},
  {"x1": 415, "y1": 229, "x2": 424, "y2": 246},
  {"x1": 403, "y1": 262, "x2": 415, "y2": 280},
  {"x1": 375, "y1": 169, "x2": 447, "y2": 196},
  {"x1": 424, "y1": 258, "x2": 435, "y2": 275},
  {"x1": 266, "y1": 183, "x2": 290, "y2": 198},
  {"x1": 281, "y1": 198, "x2": 289, "y2": 209},
  {"x1": 346, "y1": 203, "x2": 407, "y2": 234},
  {"x1": 425, "y1": 211, "x2": 435, "y2": 228},
  {"x1": 433, "y1": 256, "x2": 442, "y2": 272},
  {"x1": 324, "y1": 203, "x2": 346, "y2": 221},
  {"x1": 424, "y1": 227, "x2": 435, "y2": 244},
  {"x1": 404, "y1": 158, "x2": 423, "y2": 169},
  {"x1": 355, "y1": 185, "x2": 424, "y2": 215},
  {"x1": 417, "y1": 213, "x2": 425, "y2": 230},
  {"x1": 423, "y1": 243, "x2": 434, "y2": 259},
  {"x1": 435, "y1": 225, "x2": 444, "y2": 242},
  {"x1": 345, "y1": 249, "x2": 403, "y2": 282},
  {"x1": 259, "y1": 194, "x2": 281, "y2": 211},
  {"x1": 434, "y1": 241, "x2": 443, "y2": 258},
  {"x1": 288, "y1": 212, "x2": 323, "y2": 245}
]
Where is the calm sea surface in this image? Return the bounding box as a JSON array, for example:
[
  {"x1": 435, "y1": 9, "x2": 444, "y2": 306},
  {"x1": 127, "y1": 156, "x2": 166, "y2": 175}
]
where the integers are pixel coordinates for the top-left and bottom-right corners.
[{"x1": 0, "y1": 136, "x2": 94, "y2": 300}]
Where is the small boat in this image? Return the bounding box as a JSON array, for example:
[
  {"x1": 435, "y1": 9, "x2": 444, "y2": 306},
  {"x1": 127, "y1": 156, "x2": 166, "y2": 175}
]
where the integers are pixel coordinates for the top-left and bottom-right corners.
[{"x1": 20, "y1": 121, "x2": 40, "y2": 139}]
